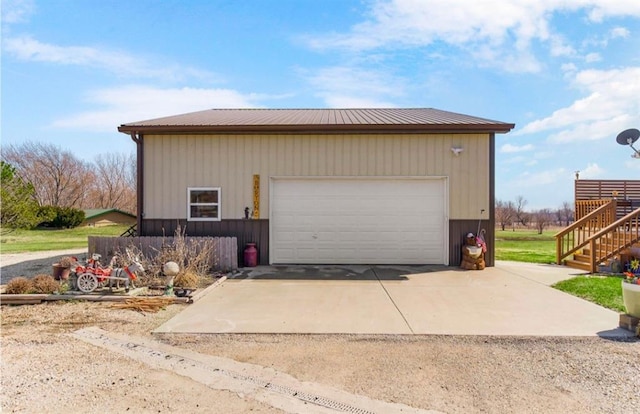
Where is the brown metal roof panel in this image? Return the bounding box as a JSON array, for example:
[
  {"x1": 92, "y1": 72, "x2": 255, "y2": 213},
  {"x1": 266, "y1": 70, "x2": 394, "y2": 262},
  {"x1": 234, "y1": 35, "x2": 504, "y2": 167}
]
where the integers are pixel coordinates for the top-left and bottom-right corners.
[{"x1": 118, "y1": 108, "x2": 515, "y2": 132}]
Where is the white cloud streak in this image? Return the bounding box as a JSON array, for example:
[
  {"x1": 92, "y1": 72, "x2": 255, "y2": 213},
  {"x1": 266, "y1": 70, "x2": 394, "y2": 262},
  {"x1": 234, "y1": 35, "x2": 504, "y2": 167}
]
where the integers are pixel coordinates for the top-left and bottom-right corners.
[
  {"x1": 517, "y1": 67, "x2": 640, "y2": 143},
  {"x1": 2, "y1": 36, "x2": 217, "y2": 82},
  {"x1": 305, "y1": 66, "x2": 404, "y2": 107},
  {"x1": 578, "y1": 163, "x2": 605, "y2": 178},
  {"x1": 513, "y1": 168, "x2": 569, "y2": 187},
  {"x1": 304, "y1": 0, "x2": 640, "y2": 73},
  {"x1": 1, "y1": 0, "x2": 34, "y2": 24},
  {"x1": 51, "y1": 86, "x2": 263, "y2": 131},
  {"x1": 500, "y1": 143, "x2": 534, "y2": 153}
]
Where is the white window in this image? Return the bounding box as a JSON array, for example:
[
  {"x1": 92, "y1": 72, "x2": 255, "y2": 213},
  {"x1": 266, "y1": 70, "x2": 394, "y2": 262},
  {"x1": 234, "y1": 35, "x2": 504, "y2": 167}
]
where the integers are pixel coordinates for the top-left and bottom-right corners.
[{"x1": 187, "y1": 187, "x2": 221, "y2": 221}]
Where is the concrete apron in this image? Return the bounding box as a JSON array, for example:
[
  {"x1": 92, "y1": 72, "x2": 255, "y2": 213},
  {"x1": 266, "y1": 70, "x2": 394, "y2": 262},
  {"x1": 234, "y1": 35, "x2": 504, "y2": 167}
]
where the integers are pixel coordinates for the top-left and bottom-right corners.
[{"x1": 154, "y1": 262, "x2": 635, "y2": 338}]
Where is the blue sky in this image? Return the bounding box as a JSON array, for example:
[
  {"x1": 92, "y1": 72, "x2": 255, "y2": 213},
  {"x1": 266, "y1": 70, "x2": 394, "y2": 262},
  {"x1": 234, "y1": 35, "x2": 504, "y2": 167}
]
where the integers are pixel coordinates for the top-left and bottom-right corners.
[{"x1": 2, "y1": 0, "x2": 639, "y2": 210}]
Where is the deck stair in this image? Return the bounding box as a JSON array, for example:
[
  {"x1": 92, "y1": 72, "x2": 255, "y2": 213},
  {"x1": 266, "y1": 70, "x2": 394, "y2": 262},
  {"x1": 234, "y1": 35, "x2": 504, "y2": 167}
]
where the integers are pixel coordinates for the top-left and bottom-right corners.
[
  {"x1": 556, "y1": 200, "x2": 640, "y2": 273},
  {"x1": 120, "y1": 224, "x2": 137, "y2": 237}
]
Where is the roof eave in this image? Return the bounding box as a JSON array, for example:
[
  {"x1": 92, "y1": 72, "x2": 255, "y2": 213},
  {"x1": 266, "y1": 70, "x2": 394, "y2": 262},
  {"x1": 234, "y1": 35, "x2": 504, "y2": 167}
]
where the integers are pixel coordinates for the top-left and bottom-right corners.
[{"x1": 117, "y1": 123, "x2": 515, "y2": 135}]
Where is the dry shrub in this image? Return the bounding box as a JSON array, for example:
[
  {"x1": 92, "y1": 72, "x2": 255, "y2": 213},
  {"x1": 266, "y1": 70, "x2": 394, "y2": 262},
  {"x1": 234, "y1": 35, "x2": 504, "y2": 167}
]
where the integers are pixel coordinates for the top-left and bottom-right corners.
[
  {"x1": 147, "y1": 226, "x2": 216, "y2": 286},
  {"x1": 58, "y1": 256, "x2": 77, "y2": 268},
  {"x1": 114, "y1": 225, "x2": 217, "y2": 288},
  {"x1": 31, "y1": 274, "x2": 60, "y2": 294},
  {"x1": 5, "y1": 277, "x2": 34, "y2": 294},
  {"x1": 174, "y1": 270, "x2": 199, "y2": 288}
]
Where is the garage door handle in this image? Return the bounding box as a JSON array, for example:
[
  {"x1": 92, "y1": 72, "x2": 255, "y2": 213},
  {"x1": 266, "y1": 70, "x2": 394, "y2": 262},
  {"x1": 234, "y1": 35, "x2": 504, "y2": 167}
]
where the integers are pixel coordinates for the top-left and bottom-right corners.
[{"x1": 312, "y1": 234, "x2": 318, "y2": 239}]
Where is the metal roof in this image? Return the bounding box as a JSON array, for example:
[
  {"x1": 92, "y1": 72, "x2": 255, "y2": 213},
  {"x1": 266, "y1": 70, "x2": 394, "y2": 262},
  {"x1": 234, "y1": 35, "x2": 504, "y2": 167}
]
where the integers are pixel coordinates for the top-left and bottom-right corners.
[
  {"x1": 83, "y1": 208, "x2": 136, "y2": 219},
  {"x1": 118, "y1": 108, "x2": 514, "y2": 134}
]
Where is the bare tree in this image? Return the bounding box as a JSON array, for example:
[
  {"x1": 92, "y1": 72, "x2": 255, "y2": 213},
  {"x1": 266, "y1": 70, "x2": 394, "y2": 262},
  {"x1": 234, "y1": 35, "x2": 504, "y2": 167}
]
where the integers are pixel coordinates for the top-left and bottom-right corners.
[
  {"x1": 514, "y1": 195, "x2": 529, "y2": 227},
  {"x1": 533, "y1": 208, "x2": 553, "y2": 234},
  {"x1": 87, "y1": 152, "x2": 136, "y2": 213},
  {"x1": 2, "y1": 142, "x2": 93, "y2": 208},
  {"x1": 495, "y1": 199, "x2": 515, "y2": 231},
  {"x1": 556, "y1": 201, "x2": 574, "y2": 226}
]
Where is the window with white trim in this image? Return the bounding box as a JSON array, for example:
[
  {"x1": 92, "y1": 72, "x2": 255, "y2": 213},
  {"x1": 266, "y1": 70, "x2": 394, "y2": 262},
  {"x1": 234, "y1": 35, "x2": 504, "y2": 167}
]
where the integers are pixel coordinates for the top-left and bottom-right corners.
[{"x1": 187, "y1": 187, "x2": 221, "y2": 221}]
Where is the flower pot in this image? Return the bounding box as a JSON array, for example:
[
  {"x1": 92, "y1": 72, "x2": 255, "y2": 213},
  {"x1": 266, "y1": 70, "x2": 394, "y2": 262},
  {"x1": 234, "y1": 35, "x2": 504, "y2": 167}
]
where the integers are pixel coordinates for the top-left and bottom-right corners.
[
  {"x1": 621, "y1": 281, "x2": 640, "y2": 318},
  {"x1": 52, "y1": 264, "x2": 71, "y2": 281}
]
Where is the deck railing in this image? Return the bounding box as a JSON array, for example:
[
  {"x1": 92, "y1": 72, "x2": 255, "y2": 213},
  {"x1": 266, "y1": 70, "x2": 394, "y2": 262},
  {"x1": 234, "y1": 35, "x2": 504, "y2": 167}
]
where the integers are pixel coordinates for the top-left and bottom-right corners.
[
  {"x1": 575, "y1": 199, "x2": 611, "y2": 221},
  {"x1": 588, "y1": 209, "x2": 640, "y2": 273},
  {"x1": 555, "y1": 200, "x2": 617, "y2": 264}
]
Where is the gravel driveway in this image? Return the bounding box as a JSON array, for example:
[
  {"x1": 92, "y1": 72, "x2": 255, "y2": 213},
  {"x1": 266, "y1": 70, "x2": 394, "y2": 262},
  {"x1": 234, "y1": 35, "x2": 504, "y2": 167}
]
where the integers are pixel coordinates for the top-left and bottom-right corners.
[
  {"x1": 1, "y1": 252, "x2": 639, "y2": 413},
  {"x1": 1, "y1": 249, "x2": 87, "y2": 284}
]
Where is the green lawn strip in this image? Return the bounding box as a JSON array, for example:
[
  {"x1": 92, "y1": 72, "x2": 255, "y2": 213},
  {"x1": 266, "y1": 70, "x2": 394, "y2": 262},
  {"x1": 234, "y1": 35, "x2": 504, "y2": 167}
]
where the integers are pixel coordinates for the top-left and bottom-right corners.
[
  {"x1": 494, "y1": 240, "x2": 555, "y2": 263},
  {"x1": 553, "y1": 275, "x2": 625, "y2": 312},
  {"x1": 0, "y1": 225, "x2": 129, "y2": 254},
  {"x1": 495, "y1": 229, "x2": 556, "y2": 241},
  {"x1": 494, "y1": 229, "x2": 556, "y2": 264}
]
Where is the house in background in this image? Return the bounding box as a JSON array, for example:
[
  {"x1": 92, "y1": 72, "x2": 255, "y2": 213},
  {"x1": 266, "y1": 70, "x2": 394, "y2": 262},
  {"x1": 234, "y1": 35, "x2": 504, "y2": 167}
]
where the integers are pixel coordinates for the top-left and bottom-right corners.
[
  {"x1": 83, "y1": 209, "x2": 136, "y2": 227},
  {"x1": 118, "y1": 108, "x2": 514, "y2": 266}
]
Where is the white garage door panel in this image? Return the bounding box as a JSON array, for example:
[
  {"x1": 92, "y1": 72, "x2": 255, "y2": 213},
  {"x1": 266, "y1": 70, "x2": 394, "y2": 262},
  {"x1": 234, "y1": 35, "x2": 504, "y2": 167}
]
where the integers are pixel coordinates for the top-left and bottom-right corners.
[{"x1": 271, "y1": 178, "x2": 447, "y2": 264}]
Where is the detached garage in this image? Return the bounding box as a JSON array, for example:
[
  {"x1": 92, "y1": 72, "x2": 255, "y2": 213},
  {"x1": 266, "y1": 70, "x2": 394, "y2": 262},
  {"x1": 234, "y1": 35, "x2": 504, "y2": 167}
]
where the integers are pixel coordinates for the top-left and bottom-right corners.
[{"x1": 118, "y1": 108, "x2": 514, "y2": 267}]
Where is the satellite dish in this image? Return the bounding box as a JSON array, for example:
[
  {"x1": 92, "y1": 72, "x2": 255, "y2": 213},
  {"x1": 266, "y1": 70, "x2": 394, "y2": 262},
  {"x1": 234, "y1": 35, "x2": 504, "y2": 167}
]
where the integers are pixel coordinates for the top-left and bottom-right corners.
[
  {"x1": 616, "y1": 128, "x2": 640, "y2": 158},
  {"x1": 616, "y1": 128, "x2": 640, "y2": 145}
]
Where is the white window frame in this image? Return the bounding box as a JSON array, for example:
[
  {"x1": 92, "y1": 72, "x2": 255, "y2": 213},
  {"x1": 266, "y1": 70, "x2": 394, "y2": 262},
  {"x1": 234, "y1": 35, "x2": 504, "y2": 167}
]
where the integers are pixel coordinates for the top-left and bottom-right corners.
[{"x1": 187, "y1": 187, "x2": 221, "y2": 221}]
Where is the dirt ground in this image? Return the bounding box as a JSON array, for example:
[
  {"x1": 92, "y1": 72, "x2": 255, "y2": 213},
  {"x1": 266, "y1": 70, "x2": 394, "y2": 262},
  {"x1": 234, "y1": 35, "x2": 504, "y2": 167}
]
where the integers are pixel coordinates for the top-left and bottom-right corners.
[{"x1": 1, "y1": 251, "x2": 640, "y2": 413}]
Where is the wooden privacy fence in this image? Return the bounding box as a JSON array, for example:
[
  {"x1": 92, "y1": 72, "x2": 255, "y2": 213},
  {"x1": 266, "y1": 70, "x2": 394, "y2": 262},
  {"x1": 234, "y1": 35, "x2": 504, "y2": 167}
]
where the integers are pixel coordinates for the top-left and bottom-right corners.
[{"x1": 88, "y1": 236, "x2": 238, "y2": 272}]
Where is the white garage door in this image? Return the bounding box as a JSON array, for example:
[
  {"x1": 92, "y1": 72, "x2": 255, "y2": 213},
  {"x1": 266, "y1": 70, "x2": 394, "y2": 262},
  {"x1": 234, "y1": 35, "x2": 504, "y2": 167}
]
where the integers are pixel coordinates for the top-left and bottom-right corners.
[{"x1": 270, "y1": 178, "x2": 447, "y2": 264}]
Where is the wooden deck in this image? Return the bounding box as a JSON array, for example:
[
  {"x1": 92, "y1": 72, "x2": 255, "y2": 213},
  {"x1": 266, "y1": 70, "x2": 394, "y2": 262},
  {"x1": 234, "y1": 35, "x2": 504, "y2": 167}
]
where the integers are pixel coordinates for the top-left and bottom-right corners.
[{"x1": 557, "y1": 179, "x2": 640, "y2": 272}]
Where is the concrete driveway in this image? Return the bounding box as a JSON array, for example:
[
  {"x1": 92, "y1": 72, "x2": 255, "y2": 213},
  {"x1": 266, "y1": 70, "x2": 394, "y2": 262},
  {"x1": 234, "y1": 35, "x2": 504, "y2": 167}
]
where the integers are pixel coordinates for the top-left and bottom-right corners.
[{"x1": 154, "y1": 261, "x2": 634, "y2": 337}]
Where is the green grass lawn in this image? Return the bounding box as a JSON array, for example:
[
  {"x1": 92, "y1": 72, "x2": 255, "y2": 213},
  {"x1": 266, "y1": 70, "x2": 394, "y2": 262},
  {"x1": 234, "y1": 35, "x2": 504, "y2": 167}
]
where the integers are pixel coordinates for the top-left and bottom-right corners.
[
  {"x1": 553, "y1": 275, "x2": 625, "y2": 312},
  {"x1": 494, "y1": 229, "x2": 556, "y2": 264},
  {"x1": 0, "y1": 225, "x2": 130, "y2": 254}
]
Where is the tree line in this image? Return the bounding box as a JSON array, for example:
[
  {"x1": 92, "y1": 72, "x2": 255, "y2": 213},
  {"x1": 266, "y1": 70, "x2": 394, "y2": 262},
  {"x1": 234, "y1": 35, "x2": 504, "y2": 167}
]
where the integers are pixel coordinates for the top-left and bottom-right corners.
[
  {"x1": 1, "y1": 142, "x2": 135, "y2": 231},
  {"x1": 496, "y1": 195, "x2": 574, "y2": 234}
]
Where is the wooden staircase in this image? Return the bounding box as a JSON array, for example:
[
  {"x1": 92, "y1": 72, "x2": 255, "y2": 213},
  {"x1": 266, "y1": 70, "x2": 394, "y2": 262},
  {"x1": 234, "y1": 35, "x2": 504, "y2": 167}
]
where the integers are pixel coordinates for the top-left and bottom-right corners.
[
  {"x1": 556, "y1": 200, "x2": 640, "y2": 273},
  {"x1": 120, "y1": 223, "x2": 137, "y2": 237}
]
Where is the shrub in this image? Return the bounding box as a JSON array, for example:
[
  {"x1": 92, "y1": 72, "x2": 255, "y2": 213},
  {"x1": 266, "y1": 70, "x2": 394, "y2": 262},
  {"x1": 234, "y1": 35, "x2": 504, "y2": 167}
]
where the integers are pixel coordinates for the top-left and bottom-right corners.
[
  {"x1": 31, "y1": 274, "x2": 59, "y2": 294},
  {"x1": 5, "y1": 277, "x2": 34, "y2": 294},
  {"x1": 38, "y1": 206, "x2": 85, "y2": 228},
  {"x1": 36, "y1": 205, "x2": 58, "y2": 224}
]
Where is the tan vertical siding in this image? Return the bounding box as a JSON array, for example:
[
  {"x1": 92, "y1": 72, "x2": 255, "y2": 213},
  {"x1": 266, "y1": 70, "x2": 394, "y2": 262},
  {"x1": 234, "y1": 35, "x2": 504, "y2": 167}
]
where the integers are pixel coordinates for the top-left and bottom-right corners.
[{"x1": 143, "y1": 133, "x2": 490, "y2": 220}]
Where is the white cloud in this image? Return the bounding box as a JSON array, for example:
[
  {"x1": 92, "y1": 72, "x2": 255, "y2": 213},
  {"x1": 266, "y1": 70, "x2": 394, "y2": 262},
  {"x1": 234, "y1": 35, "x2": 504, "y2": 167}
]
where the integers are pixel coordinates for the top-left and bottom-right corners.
[
  {"x1": 2, "y1": 36, "x2": 217, "y2": 82},
  {"x1": 500, "y1": 143, "x2": 534, "y2": 153},
  {"x1": 501, "y1": 155, "x2": 528, "y2": 165},
  {"x1": 587, "y1": 2, "x2": 640, "y2": 22},
  {"x1": 516, "y1": 67, "x2": 640, "y2": 143},
  {"x1": 513, "y1": 168, "x2": 569, "y2": 187},
  {"x1": 610, "y1": 27, "x2": 630, "y2": 39},
  {"x1": 578, "y1": 163, "x2": 605, "y2": 178},
  {"x1": 305, "y1": 66, "x2": 404, "y2": 107},
  {"x1": 1, "y1": 0, "x2": 34, "y2": 24},
  {"x1": 304, "y1": 0, "x2": 640, "y2": 73},
  {"x1": 623, "y1": 158, "x2": 640, "y2": 170},
  {"x1": 51, "y1": 86, "x2": 263, "y2": 131},
  {"x1": 584, "y1": 52, "x2": 601, "y2": 63}
]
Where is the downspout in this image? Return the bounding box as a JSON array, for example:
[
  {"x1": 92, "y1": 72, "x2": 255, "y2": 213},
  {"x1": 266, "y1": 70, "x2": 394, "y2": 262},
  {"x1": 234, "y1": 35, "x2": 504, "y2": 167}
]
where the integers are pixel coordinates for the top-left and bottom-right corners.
[
  {"x1": 129, "y1": 133, "x2": 144, "y2": 235},
  {"x1": 488, "y1": 132, "x2": 495, "y2": 267}
]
